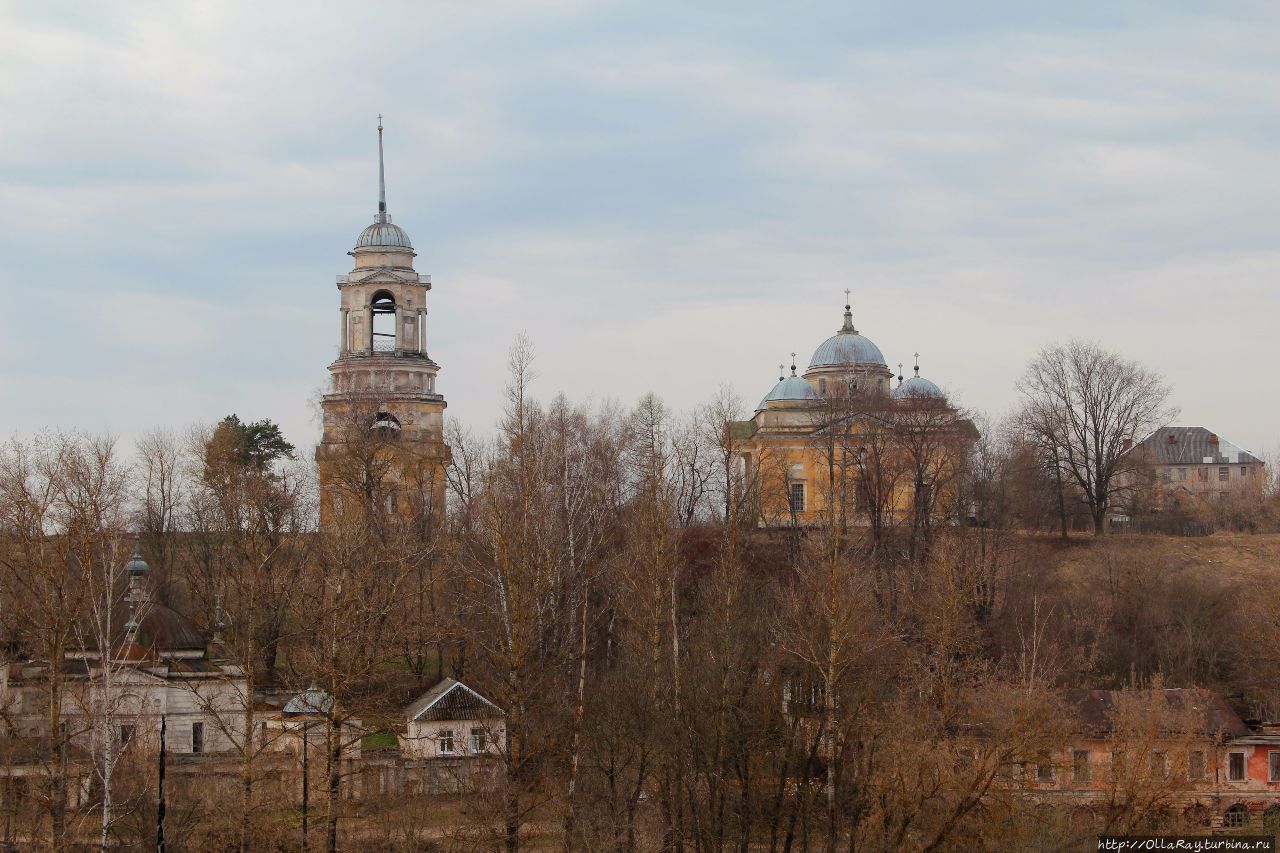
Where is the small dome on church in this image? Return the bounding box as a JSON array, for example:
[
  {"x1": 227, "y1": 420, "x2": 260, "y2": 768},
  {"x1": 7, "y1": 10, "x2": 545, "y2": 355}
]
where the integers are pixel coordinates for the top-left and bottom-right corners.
[
  {"x1": 355, "y1": 219, "x2": 413, "y2": 250},
  {"x1": 757, "y1": 376, "x2": 819, "y2": 410},
  {"x1": 892, "y1": 375, "x2": 943, "y2": 399}
]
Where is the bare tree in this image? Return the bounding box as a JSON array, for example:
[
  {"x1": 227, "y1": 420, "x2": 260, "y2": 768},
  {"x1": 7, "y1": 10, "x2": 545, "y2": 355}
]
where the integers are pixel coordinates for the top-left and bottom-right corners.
[{"x1": 1017, "y1": 340, "x2": 1176, "y2": 536}]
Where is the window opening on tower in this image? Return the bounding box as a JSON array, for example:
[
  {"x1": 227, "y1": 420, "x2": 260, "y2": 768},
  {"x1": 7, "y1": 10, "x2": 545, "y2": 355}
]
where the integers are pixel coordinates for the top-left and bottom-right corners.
[{"x1": 371, "y1": 291, "x2": 397, "y2": 352}]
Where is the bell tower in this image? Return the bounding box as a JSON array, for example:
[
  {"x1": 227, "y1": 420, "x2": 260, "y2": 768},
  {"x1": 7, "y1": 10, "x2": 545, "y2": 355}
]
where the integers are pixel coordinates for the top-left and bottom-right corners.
[{"x1": 316, "y1": 119, "x2": 449, "y2": 525}]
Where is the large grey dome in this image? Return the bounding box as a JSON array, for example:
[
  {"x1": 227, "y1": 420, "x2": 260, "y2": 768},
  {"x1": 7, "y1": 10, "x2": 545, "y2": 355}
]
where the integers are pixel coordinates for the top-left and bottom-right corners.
[
  {"x1": 809, "y1": 332, "x2": 886, "y2": 368},
  {"x1": 757, "y1": 375, "x2": 819, "y2": 411},
  {"x1": 355, "y1": 218, "x2": 413, "y2": 250}
]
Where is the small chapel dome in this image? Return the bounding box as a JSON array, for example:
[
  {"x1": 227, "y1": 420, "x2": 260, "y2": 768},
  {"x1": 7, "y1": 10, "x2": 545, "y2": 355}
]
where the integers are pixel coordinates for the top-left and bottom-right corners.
[
  {"x1": 757, "y1": 375, "x2": 819, "y2": 411},
  {"x1": 892, "y1": 375, "x2": 943, "y2": 399},
  {"x1": 355, "y1": 219, "x2": 413, "y2": 250},
  {"x1": 124, "y1": 542, "x2": 150, "y2": 576}
]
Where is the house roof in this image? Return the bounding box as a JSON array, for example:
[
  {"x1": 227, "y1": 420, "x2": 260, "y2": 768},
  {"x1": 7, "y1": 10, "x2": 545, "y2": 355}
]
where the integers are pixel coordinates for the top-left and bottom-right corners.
[
  {"x1": 405, "y1": 678, "x2": 503, "y2": 723},
  {"x1": 1063, "y1": 688, "x2": 1249, "y2": 739},
  {"x1": 1135, "y1": 427, "x2": 1263, "y2": 467}
]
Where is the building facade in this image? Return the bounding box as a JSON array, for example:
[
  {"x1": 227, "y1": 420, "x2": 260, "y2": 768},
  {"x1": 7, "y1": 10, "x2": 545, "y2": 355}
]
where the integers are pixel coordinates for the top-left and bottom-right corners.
[{"x1": 1129, "y1": 426, "x2": 1265, "y2": 508}]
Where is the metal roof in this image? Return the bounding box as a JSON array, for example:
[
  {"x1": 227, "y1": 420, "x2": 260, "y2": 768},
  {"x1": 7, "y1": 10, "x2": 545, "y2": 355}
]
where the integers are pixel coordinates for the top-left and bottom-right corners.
[
  {"x1": 1062, "y1": 688, "x2": 1249, "y2": 738},
  {"x1": 284, "y1": 686, "x2": 334, "y2": 715},
  {"x1": 808, "y1": 331, "x2": 886, "y2": 369},
  {"x1": 756, "y1": 376, "x2": 819, "y2": 410},
  {"x1": 1135, "y1": 426, "x2": 1263, "y2": 466},
  {"x1": 355, "y1": 219, "x2": 413, "y2": 250},
  {"x1": 406, "y1": 678, "x2": 503, "y2": 722},
  {"x1": 892, "y1": 375, "x2": 943, "y2": 399}
]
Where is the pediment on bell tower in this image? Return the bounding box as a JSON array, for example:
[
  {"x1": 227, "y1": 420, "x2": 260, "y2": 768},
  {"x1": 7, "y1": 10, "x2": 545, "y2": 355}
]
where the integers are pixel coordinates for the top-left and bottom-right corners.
[{"x1": 338, "y1": 267, "x2": 430, "y2": 286}]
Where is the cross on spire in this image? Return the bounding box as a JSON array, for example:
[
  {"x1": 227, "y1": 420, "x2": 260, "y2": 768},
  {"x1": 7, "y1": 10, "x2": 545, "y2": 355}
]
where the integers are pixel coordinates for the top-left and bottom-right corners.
[
  {"x1": 844, "y1": 288, "x2": 851, "y2": 308},
  {"x1": 778, "y1": 363, "x2": 785, "y2": 381},
  {"x1": 913, "y1": 352, "x2": 920, "y2": 375},
  {"x1": 790, "y1": 352, "x2": 797, "y2": 375}
]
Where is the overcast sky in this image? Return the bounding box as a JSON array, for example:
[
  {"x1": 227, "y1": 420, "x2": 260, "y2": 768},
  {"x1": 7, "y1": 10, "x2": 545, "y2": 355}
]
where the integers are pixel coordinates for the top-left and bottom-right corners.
[{"x1": 2, "y1": 1, "x2": 1278, "y2": 457}]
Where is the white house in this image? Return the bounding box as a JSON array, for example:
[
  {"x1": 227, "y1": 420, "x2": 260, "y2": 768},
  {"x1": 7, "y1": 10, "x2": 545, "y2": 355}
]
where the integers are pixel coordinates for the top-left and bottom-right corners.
[{"x1": 402, "y1": 678, "x2": 505, "y2": 760}]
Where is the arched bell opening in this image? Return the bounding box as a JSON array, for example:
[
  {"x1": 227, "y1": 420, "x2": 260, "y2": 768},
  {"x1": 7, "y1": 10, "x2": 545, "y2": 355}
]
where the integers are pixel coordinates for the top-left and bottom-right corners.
[
  {"x1": 371, "y1": 291, "x2": 397, "y2": 352},
  {"x1": 372, "y1": 411, "x2": 401, "y2": 435}
]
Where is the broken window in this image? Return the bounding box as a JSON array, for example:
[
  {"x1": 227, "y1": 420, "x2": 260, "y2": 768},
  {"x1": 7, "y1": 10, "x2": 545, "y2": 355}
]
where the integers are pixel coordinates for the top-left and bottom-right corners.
[
  {"x1": 192, "y1": 721, "x2": 204, "y2": 754},
  {"x1": 1219, "y1": 467, "x2": 1230, "y2": 482},
  {"x1": 1189, "y1": 750, "x2": 1206, "y2": 781},
  {"x1": 1072, "y1": 750, "x2": 1090, "y2": 784},
  {"x1": 1228, "y1": 751, "x2": 1246, "y2": 781},
  {"x1": 1036, "y1": 753, "x2": 1053, "y2": 783}
]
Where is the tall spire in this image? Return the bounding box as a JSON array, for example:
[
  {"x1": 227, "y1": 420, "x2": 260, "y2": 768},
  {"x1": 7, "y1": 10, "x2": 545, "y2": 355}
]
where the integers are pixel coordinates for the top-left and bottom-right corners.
[{"x1": 376, "y1": 115, "x2": 388, "y2": 223}]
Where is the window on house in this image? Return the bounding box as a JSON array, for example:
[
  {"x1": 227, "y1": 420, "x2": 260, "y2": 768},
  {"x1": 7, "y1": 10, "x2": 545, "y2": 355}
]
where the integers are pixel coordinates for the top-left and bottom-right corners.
[
  {"x1": 1036, "y1": 753, "x2": 1053, "y2": 782},
  {"x1": 1160, "y1": 470, "x2": 1171, "y2": 481},
  {"x1": 1225, "y1": 803, "x2": 1249, "y2": 827},
  {"x1": 1219, "y1": 467, "x2": 1230, "y2": 482},
  {"x1": 1072, "y1": 750, "x2": 1090, "y2": 784},
  {"x1": 1149, "y1": 751, "x2": 1168, "y2": 778},
  {"x1": 192, "y1": 722, "x2": 204, "y2": 754},
  {"x1": 1189, "y1": 750, "x2": 1207, "y2": 781},
  {"x1": 1197, "y1": 468, "x2": 1209, "y2": 481},
  {"x1": 119, "y1": 725, "x2": 134, "y2": 748},
  {"x1": 1269, "y1": 752, "x2": 1280, "y2": 783},
  {"x1": 1228, "y1": 751, "x2": 1246, "y2": 781},
  {"x1": 1111, "y1": 749, "x2": 1127, "y2": 779},
  {"x1": 471, "y1": 728, "x2": 487, "y2": 753},
  {"x1": 1177, "y1": 468, "x2": 1187, "y2": 481},
  {"x1": 1242, "y1": 466, "x2": 1249, "y2": 476},
  {"x1": 438, "y1": 730, "x2": 455, "y2": 755},
  {"x1": 789, "y1": 483, "x2": 805, "y2": 514}
]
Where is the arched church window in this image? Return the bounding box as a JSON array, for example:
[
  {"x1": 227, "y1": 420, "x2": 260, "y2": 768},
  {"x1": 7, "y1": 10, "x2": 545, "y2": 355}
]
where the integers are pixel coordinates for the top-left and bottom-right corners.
[
  {"x1": 371, "y1": 291, "x2": 397, "y2": 352},
  {"x1": 818, "y1": 378, "x2": 827, "y2": 396}
]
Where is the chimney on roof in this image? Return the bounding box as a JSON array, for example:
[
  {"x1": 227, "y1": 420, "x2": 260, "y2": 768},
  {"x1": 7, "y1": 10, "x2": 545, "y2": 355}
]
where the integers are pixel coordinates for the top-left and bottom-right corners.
[
  {"x1": 1208, "y1": 434, "x2": 1219, "y2": 444},
  {"x1": 1167, "y1": 434, "x2": 1177, "y2": 444}
]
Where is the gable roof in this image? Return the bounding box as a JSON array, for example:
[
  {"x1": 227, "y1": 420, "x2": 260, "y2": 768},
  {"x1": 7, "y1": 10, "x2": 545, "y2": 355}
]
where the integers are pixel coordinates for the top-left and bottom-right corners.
[
  {"x1": 405, "y1": 678, "x2": 503, "y2": 722},
  {"x1": 1135, "y1": 427, "x2": 1263, "y2": 466}
]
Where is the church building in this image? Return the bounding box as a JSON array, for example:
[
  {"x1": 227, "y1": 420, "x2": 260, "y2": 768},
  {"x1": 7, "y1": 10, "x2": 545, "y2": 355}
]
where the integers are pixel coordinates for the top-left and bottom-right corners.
[
  {"x1": 733, "y1": 299, "x2": 973, "y2": 530},
  {"x1": 316, "y1": 121, "x2": 450, "y2": 524}
]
